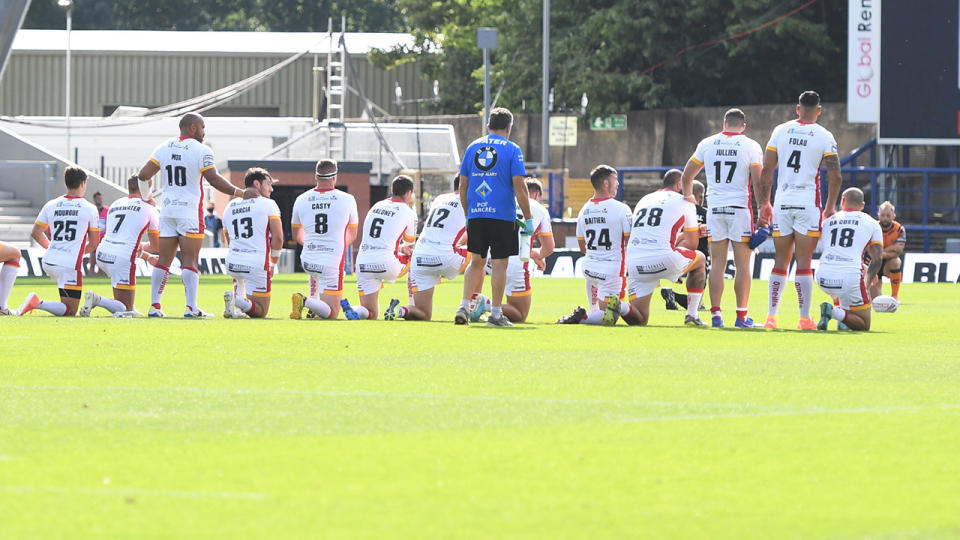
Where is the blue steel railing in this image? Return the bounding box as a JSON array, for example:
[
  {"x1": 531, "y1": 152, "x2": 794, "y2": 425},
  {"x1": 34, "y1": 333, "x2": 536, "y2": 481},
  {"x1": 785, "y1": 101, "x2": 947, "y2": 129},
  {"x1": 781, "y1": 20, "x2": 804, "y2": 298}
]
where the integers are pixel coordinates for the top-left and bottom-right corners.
[{"x1": 616, "y1": 165, "x2": 960, "y2": 252}]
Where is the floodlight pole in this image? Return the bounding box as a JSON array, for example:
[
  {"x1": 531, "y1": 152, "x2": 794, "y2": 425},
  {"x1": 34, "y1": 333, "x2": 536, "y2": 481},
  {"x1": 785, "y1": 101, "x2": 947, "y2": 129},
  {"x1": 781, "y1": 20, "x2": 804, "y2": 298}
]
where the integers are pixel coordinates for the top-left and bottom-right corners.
[
  {"x1": 63, "y1": 1, "x2": 73, "y2": 161},
  {"x1": 541, "y1": 0, "x2": 550, "y2": 168},
  {"x1": 477, "y1": 28, "x2": 498, "y2": 133}
]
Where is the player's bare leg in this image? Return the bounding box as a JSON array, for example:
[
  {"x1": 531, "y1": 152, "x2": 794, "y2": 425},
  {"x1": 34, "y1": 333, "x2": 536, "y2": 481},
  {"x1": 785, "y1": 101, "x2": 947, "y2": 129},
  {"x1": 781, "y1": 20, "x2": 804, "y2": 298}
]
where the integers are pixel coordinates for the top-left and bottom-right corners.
[
  {"x1": 392, "y1": 289, "x2": 435, "y2": 321},
  {"x1": 766, "y1": 234, "x2": 795, "y2": 328},
  {"x1": 708, "y1": 239, "x2": 730, "y2": 325},
  {"x1": 0, "y1": 243, "x2": 22, "y2": 313},
  {"x1": 502, "y1": 294, "x2": 530, "y2": 323},
  {"x1": 623, "y1": 295, "x2": 652, "y2": 326},
  {"x1": 793, "y1": 232, "x2": 818, "y2": 330},
  {"x1": 731, "y1": 241, "x2": 754, "y2": 326},
  {"x1": 115, "y1": 288, "x2": 135, "y2": 311},
  {"x1": 456, "y1": 254, "x2": 486, "y2": 324},
  {"x1": 487, "y1": 257, "x2": 510, "y2": 325},
  {"x1": 356, "y1": 290, "x2": 379, "y2": 320},
  {"x1": 820, "y1": 302, "x2": 871, "y2": 331},
  {"x1": 22, "y1": 289, "x2": 81, "y2": 317}
]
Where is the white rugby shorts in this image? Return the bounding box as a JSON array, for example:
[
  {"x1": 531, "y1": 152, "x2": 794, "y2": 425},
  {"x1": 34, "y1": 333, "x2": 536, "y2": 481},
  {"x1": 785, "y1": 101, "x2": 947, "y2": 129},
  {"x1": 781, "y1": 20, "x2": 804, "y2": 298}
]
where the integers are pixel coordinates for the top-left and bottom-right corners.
[
  {"x1": 96, "y1": 248, "x2": 136, "y2": 290},
  {"x1": 301, "y1": 258, "x2": 344, "y2": 296},
  {"x1": 408, "y1": 251, "x2": 464, "y2": 293},
  {"x1": 582, "y1": 259, "x2": 625, "y2": 304},
  {"x1": 41, "y1": 260, "x2": 82, "y2": 291},
  {"x1": 773, "y1": 204, "x2": 822, "y2": 238},
  {"x1": 356, "y1": 256, "x2": 406, "y2": 296},
  {"x1": 707, "y1": 206, "x2": 754, "y2": 243},
  {"x1": 627, "y1": 249, "x2": 697, "y2": 299},
  {"x1": 227, "y1": 257, "x2": 272, "y2": 297},
  {"x1": 158, "y1": 214, "x2": 203, "y2": 239},
  {"x1": 815, "y1": 267, "x2": 870, "y2": 311}
]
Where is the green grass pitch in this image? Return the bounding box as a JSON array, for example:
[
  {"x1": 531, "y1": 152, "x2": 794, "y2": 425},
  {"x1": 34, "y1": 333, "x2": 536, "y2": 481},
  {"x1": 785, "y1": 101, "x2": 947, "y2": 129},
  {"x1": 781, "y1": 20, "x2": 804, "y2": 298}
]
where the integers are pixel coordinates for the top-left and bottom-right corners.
[{"x1": 2, "y1": 274, "x2": 959, "y2": 538}]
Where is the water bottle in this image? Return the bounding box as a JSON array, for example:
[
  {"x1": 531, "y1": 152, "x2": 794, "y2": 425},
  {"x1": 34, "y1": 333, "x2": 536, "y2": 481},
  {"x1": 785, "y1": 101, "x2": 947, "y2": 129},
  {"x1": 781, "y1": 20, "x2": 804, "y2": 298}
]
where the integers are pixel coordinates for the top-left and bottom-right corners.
[{"x1": 519, "y1": 234, "x2": 532, "y2": 262}]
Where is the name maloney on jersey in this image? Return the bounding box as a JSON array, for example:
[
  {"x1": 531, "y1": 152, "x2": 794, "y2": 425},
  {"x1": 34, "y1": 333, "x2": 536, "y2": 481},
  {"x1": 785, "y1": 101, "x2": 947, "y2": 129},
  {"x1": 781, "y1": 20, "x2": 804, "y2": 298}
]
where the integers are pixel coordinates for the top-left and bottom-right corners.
[{"x1": 371, "y1": 207, "x2": 398, "y2": 218}]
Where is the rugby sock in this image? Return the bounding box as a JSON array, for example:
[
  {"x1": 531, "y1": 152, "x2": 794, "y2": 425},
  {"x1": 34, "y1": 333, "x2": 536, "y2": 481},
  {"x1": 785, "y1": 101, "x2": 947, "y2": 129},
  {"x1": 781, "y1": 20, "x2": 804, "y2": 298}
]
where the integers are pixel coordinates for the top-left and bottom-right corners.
[
  {"x1": 234, "y1": 295, "x2": 253, "y2": 312},
  {"x1": 711, "y1": 306, "x2": 722, "y2": 321},
  {"x1": 619, "y1": 302, "x2": 630, "y2": 316},
  {"x1": 181, "y1": 267, "x2": 200, "y2": 310},
  {"x1": 795, "y1": 269, "x2": 814, "y2": 319},
  {"x1": 353, "y1": 306, "x2": 371, "y2": 320},
  {"x1": 304, "y1": 297, "x2": 332, "y2": 319},
  {"x1": 460, "y1": 298, "x2": 471, "y2": 310},
  {"x1": 309, "y1": 275, "x2": 320, "y2": 298},
  {"x1": 685, "y1": 288, "x2": 703, "y2": 319},
  {"x1": 890, "y1": 270, "x2": 902, "y2": 298},
  {"x1": 582, "y1": 310, "x2": 605, "y2": 325},
  {"x1": 768, "y1": 267, "x2": 788, "y2": 315},
  {"x1": 491, "y1": 305, "x2": 503, "y2": 319},
  {"x1": 96, "y1": 297, "x2": 125, "y2": 314},
  {"x1": 736, "y1": 308, "x2": 748, "y2": 322},
  {"x1": 398, "y1": 306, "x2": 409, "y2": 318},
  {"x1": 151, "y1": 264, "x2": 170, "y2": 308},
  {"x1": 831, "y1": 306, "x2": 847, "y2": 322},
  {"x1": 37, "y1": 300, "x2": 68, "y2": 316},
  {"x1": 0, "y1": 261, "x2": 19, "y2": 308}
]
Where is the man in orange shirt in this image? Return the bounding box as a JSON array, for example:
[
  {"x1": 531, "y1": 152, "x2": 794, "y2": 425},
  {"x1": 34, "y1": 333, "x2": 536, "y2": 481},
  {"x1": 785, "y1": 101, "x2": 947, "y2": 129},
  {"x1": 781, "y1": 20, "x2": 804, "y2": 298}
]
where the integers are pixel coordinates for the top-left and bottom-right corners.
[{"x1": 868, "y1": 201, "x2": 905, "y2": 300}]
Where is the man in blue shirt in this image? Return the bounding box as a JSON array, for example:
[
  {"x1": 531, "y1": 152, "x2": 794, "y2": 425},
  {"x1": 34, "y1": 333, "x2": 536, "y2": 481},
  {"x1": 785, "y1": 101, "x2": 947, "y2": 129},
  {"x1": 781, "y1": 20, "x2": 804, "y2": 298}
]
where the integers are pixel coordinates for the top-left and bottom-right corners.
[{"x1": 455, "y1": 107, "x2": 533, "y2": 326}]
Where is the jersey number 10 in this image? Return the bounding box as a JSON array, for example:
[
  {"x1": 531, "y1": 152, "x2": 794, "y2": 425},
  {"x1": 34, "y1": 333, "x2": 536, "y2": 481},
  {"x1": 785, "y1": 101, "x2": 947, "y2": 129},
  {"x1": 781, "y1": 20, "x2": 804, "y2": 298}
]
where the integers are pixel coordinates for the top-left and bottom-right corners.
[{"x1": 165, "y1": 165, "x2": 187, "y2": 187}]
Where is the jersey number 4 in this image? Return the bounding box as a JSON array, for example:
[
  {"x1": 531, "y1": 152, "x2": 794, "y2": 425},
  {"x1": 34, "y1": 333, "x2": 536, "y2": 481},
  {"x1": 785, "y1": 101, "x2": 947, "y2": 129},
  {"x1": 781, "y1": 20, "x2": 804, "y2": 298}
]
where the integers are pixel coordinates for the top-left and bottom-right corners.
[
  {"x1": 786, "y1": 150, "x2": 802, "y2": 173},
  {"x1": 585, "y1": 228, "x2": 612, "y2": 250},
  {"x1": 165, "y1": 165, "x2": 187, "y2": 187},
  {"x1": 232, "y1": 217, "x2": 254, "y2": 239}
]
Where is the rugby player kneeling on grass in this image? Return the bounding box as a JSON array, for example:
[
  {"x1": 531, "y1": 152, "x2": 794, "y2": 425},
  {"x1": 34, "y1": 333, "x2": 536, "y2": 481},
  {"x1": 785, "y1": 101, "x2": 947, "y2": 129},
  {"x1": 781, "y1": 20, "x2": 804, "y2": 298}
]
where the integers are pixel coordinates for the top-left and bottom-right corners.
[
  {"x1": 20, "y1": 167, "x2": 100, "y2": 317},
  {"x1": 816, "y1": 188, "x2": 883, "y2": 332},
  {"x1": 79, "y1": 176, "x2": 160, "y2": 317},
  {"x1": 222, "y1": 167, "x2": 284, "y2": 319}
]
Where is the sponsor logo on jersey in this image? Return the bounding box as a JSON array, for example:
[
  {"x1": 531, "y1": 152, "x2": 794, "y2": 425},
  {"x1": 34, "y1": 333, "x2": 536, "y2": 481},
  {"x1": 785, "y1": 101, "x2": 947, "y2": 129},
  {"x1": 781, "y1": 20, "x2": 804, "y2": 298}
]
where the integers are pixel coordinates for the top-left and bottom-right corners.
[
  {"x1": 635, "y1": 262, "x2": 667, "y2": 274},
  {"x1": 473, "y1": 146, "x2": 498, "y2": 171},
  {"x1": 228, "y1": 262, "x2": 253, "y2": 273},
  {"x1": 358, "y1": 263, "x2": 387, "y2": 273},
  {"x1": 475, "y1": 180, "x2": 494, "y2": 198}
]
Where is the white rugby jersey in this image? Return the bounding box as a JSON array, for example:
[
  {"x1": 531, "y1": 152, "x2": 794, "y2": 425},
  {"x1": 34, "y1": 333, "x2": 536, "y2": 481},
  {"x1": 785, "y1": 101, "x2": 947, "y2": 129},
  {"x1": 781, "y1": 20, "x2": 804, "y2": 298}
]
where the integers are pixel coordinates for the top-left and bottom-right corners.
[
  {"x1": 690, "y1": 132, "x2": 763, "y2": 208},
  {"x1": 576, "y1": 197, "x2": 632, "y2": 263},
  {"x1": 291, "y1": 188, "x2": 359, "y2": 267},
  {"x1": 820, "y1": 209, "x2": 883, "y2": 272},
  {"x1": 98, "y1": 196, "x2": 160, "y2": 259},
  {"x1": 149, "y1": 137, "x2": 216, "y2": 220},
  {"x1": 766, "y1": 120, "x2": 838, "y2": 208},
  {"x1": 35, "y1": 195, "x2": 100, "y2": 268},
  {"x1": 512, "y1": 199, "x2": 552, "y2": 248},
  {"x1": 224, "y1": 196, "x2": 282, "y2": 270},
  {"x1": 627, "y1": 190, "x2": 699, "y2": 257},
  {"x1": 357, "y1": 198, "x2": 417, "y2": 261},
  {"x1": 415, "y1": 193, "x2": 466, "y2": 255}
]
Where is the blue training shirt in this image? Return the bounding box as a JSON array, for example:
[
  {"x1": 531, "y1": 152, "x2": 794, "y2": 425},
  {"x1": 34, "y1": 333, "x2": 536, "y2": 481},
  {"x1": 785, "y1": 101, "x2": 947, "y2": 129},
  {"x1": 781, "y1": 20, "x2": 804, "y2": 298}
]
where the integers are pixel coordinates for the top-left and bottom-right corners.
[{"x1": 459, "y1": 133, "x2": 526, "y2": 222}]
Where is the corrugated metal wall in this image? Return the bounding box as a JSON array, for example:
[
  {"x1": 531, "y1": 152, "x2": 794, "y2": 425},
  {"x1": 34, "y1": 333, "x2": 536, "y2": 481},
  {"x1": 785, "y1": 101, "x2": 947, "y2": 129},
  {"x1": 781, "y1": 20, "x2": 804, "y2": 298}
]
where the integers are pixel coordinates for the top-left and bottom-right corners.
[{"x1": 0, "y1": 51, "x2": 431, "y2": 118}]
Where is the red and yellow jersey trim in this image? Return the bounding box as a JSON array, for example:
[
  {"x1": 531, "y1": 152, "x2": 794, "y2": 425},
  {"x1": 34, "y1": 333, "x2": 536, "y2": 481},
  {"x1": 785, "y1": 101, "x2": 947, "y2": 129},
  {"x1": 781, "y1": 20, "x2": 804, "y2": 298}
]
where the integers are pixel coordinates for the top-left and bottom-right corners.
[{"x1": 689, "y1": 157, "x2": 704, "y2": 166}]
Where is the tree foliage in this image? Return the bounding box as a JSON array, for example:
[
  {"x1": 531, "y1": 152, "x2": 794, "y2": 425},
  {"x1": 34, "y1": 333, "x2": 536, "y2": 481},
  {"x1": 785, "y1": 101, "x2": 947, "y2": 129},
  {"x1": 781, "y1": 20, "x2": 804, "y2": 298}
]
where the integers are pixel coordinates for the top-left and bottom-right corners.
[
  {"x1": 375, "y1": 0, "x2": 845, "y2": 115},
  {"x1": 23, "y1": 0, "x2": 405, "y2": 33}
]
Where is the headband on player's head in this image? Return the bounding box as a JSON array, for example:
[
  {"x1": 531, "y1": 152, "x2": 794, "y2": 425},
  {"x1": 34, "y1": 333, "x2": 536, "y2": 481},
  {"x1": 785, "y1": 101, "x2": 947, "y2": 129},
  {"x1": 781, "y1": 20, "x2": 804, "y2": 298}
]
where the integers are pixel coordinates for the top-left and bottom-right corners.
[{"x1": 315, "y1": 172, "x2": 337, "y2": 179}]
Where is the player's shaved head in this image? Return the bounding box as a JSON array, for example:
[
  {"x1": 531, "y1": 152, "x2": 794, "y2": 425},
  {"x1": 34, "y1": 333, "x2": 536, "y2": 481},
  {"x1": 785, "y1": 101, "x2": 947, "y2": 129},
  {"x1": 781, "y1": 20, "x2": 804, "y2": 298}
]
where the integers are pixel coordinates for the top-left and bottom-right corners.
[
  {"x1": 179, "y1": 113, "x2": 204, "y2": 131},
  {"x1": 391, "y1": 175, "x2": 414, "y2": 197},
  {"x1": 662, "y1": 168, "x2": 682, "y2": 190},
  {"x1": 590, "y1": 164, "x2": 616, "y2": 189},
  {"x1": 879, "y1": 201, "x2": 895, "y2": 214},
  {"x1": 798, "y1": 90, "x2": 821, "y2": 110},
  {"x1": 841, "y1": 187, "x2": 865, "y2": 209},
  {"x1": 64, "y1": 166, "x2": 87, "y2": 189},
  {"x1": 723, "y1": 108, "x2": 746, "y2": 128}
]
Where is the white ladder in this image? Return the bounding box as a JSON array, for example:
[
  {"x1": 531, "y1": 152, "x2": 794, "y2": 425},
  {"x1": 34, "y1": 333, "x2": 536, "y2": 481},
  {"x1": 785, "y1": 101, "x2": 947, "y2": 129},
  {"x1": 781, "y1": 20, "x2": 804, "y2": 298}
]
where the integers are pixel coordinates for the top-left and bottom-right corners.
[{"x1": 326, "y1": 16, "x2": 347, "y2": 160}]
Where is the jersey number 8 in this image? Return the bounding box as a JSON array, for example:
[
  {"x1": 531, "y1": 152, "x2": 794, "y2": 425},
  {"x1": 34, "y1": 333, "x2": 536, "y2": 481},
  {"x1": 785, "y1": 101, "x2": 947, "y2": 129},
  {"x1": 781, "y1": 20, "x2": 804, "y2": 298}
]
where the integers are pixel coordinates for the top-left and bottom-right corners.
[{"x1": 314, "y1": 213, "x2": 328, "y2": 234}]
